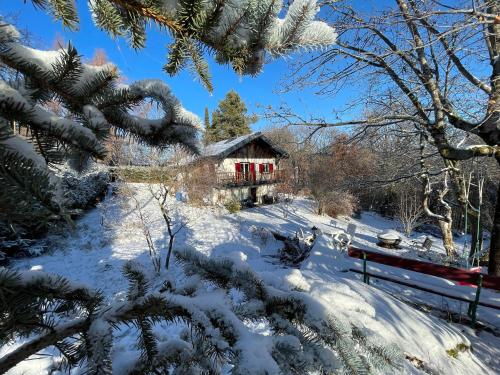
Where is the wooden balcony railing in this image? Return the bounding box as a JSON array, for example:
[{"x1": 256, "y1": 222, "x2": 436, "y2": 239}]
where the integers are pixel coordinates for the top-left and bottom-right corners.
[{"x1": 216, "y1": 170, "x2": 287, "y2": 186}]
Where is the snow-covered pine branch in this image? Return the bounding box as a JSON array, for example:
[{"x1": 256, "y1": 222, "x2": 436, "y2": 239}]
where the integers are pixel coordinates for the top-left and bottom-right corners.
[
  {"x1": 26, "y1": 0, "x2": 337, "y2": 90},
  {"x1": 0, "y1": 249, "x2": 401, "y2": 374},
  {"x1": 0, "y1": 21, "x2": 199, "y2": 233}
]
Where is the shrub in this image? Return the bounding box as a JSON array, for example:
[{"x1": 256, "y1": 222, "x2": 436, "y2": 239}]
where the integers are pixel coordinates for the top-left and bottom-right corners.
[
  {"x1": 224, "y1": 198, "x2": 241, "y2": 213},
  {"x1": 61, "y1": 170, "x2": 110, "y2": 210},
  {"x1": 446, "y1": 343, "x2": 470, "y2": 358},
  {"x1": 181, "y1": 160, "x2": 218, "y2": 206},
  {"x1": 318, "y1": 190, "x2": 359, "y2": 218},
  {"x1": 111, "y1": 167, "x2": 170, "y2": 183},
  {"x1": 0, "y1": 168, "x2": 110, "y2": 242}
]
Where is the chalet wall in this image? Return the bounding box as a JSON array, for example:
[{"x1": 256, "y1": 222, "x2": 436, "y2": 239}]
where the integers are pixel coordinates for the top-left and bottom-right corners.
[
  {"x1": 214, "y1": 184, "x2": 277, "y2": 204},
  {"x1": 229, "y1": 139, "x2": 277, "y2": 159},
  {"x1": 217, "y1": 139, "x2": 281, "y2": 174},
  {"x1": 218, "y1": 157, "x2": 276, "y2": 174},
  {"x1": 191, "y1": 137, "x2": 286, "y2": 205}
]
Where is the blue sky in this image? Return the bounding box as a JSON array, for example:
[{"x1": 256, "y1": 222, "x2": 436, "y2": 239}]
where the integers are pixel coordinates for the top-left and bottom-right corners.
[{"x1": 1, "y1": 1, "x2": 356, "y2": 131}]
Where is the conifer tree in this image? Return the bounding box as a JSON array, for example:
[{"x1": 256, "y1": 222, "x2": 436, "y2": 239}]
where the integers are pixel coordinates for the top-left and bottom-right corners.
[
  {"x1": 203, "y1": 106, "x2": 216, "y2": 144},
  {"x1": 204, "y1": 106, "x2": 210, "y2": 130},
  {"x1": 209, "y1": 90, "x2": 256, "y2": 142},
  {"x1": 0, "y1": 22, "x2": 200, "y2": 235}
]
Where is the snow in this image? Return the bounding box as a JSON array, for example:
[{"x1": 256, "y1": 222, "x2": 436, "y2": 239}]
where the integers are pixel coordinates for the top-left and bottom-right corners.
[
  {"x1": 128, "y1": 79, "x2": 201, "y2": 131},
  {"x1": 2, "y1": 132, "x2": 47, "y2": 169},
  {"x1": 0, "y1": 23, "x2": 20, "y2": 42},
  {"x1": 3, "y1": 185, "x2": 500, "y2": 374},
  {"x1": 378, "y1": 230, "x2": 402, "y2": 241},
  {"x1": 201, "y1": 133, "x2": 261, "y2": 158},
  {"x1": 0, "y1": 24, "x2": 115, "y2": 99},
  {"x1": 199, "y1": 132, "x2": 286, "y2": 159},
  {"x1": 0, "y1": 80, "x2": 105, "y2": 157},
  {"x1": 82, "y1": 104, "x2": 109, "y2": 131}
]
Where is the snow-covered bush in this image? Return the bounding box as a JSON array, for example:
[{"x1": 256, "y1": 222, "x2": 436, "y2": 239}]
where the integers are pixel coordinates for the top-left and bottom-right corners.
[
  {"x1": 60, "y1": 170, "x2": 110, "y2": 210},
  {"x1": 0, "y1": 248, "x2": 401, "y2": 374}
]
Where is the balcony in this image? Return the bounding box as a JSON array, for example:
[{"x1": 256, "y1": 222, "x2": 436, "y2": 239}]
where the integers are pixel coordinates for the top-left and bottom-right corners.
[{"x1": 216, "y1": 170, "x2": 287, "y2": 187}]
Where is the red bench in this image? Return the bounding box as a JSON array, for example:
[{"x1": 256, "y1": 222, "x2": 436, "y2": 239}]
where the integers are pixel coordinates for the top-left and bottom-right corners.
[{"x1": 348, "y1": 247, "x2": 500, "y2": 291}]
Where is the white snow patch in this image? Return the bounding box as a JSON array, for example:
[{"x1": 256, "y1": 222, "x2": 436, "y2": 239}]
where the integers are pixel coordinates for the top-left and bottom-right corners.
[{"x1": 6, "y1": 186, "x2": 499, "y2": 374}]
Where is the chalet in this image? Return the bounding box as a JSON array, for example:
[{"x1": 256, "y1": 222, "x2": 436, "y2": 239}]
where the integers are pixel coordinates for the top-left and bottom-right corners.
[{"x1": 199, "y1": 132, "x2": 287, "y2": 205}]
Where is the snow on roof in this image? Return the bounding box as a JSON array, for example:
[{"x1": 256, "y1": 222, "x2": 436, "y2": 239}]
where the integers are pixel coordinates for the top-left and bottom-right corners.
[{"x1": 201, "y1": 132, "x2": 287, "y2": 159}]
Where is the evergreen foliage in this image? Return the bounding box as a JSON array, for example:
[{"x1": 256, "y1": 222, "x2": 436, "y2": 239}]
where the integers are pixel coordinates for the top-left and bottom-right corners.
[
  {"x1": 26, "y1": 0, "x2": 337, "y2": 92},
  {"x1": 0, "y1": 248, "x2": 401, "y2": 374},
  {"x1": 205, "y1": 90, "x2": 256, "y2": 143},
  {"x1": 1, "y1": 0, "x2": 337, "y2": 233},
  {"x1": 203, "y1": 105, "x2": 210, "y2": 130},
  {"x1": 0, "y1": 22, "x2": 199, "y2": 236},
  {"x1": 0, "y1": 5, "x2": 369, "y2": 374}
]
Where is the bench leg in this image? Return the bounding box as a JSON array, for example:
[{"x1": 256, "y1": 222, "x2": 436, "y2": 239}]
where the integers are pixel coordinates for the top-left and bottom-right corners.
[
  {"x1": 469, "y1": 275, "x2": 483, "y2": 328},
  {"x1": 362, "y1": 252, "x2": 370, "y2": 285}
]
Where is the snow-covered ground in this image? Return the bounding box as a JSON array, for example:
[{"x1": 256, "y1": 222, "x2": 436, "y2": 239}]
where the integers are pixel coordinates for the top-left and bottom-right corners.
[{"x1": 3, "y1": 184, "x2": 500, "y2": 374}]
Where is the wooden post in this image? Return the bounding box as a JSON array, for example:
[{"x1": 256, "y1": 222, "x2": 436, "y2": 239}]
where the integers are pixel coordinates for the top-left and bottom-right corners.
[{"x1": 362, "y1": 252, "x2": 369, "y2": 285}]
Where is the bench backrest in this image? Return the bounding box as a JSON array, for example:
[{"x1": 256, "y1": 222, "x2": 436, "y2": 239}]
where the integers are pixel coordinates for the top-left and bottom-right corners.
[
  {"x1": 348, "y1": 246, "x2": 500, "y2": 291},
  {"x1": 347, "y1": 223, "x2": 357, "y2": 236},
  {"x1": 422, "y1": 237, "x2": 433, "y2": 251}
]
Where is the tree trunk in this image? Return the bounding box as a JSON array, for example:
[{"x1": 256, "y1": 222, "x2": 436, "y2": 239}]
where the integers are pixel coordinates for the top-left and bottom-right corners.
[
  {"x1": 469, "y1": 215, "x2": 483, "y2": 264},
  {"x1": 438, "y1": 220, "x2": 454, "y2": 256},
  {"x1": 165, "y1": 237, "x2": 174, "y2": 270},
  {"x1": 165, "y1": 217, "x2": 174, "y2": 270},
  {"x1": 317, "y1": 200, "x2": 324, "y2": 215},
  {"x1": 488, "y1": 181, "x2": 500, "y2": 276}
]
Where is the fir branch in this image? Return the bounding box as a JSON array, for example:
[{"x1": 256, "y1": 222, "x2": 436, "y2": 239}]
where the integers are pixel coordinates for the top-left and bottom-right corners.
[
  {"x1": 0, "y1": 251, "x2": 401, "y2": 374},
  {"x1": 89, "y1": 0, "x2": 125, "y2": 37},
  {"x1": 23, "y1": 0, "x2": 336, "y2": 89},
  {"x1": 107, "y1": 0, "x2": 182, "y2": 33},
  {"x1": 48, "y1": 0, "x2": 79, "y2": 29}
]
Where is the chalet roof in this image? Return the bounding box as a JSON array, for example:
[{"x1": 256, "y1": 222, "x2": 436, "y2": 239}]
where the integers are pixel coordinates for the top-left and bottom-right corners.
[{"x1": 201, "y1": 132, "x2": 287, "y2": 159}]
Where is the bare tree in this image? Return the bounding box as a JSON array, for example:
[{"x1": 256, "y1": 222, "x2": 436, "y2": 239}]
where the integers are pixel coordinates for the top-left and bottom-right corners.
[
  {"x1": 310, "y1": 134, "x2": 374, "y2": 216},
  {"x1": 396, "y1": 188, "x2": 425, "y2": 237},
  {"x1": 148, "y1": 182, "x2": 188, "y2": 270},
  {"x1": 120, "y1": 184, "x2": 162, "y2": 273},
  {"x1": 133, "y1": 194, "x2": 162, "y2": 273},
  {"x1": 276, "y1": 181, "x2": 295, "y2": 218},
  {"x1": 264, "y1": 127, "x2": 317, "y2": 193},
  {"x1": 273, "y1": 0, "x2": 500, "y2": 274}
]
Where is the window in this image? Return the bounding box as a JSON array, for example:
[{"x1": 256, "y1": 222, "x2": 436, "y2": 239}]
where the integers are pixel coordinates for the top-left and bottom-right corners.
[
  {"x1": 240, "y1": 162, "x2": 251, "y2": 180},
  {"x1": 259, "y1": 163, "x2": 273, "y2": 174}
]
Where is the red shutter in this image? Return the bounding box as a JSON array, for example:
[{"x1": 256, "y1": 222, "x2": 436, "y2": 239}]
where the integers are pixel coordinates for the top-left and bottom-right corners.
[
  {"x1": 269, "y1": 163, "x2": 274, "y2": 174},
  {"x1": 250, "y1": 163, "x2": 256, "y2": 181},
  {"x1": 235, "y1": 162, "x2": 241, "y2": 181},
  {"x1": 259, "y1": 163, "x2": 264, "y2": 173}
]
